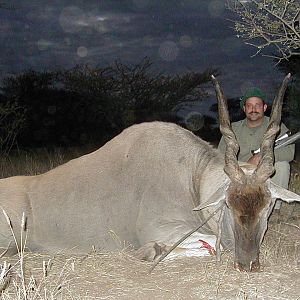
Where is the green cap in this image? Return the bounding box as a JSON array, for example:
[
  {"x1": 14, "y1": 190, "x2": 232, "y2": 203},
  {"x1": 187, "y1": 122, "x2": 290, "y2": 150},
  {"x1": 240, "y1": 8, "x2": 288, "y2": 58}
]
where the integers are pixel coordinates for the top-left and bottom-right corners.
[{"x1": 240, "y1": 87, "x2": 266, "y2": 109}]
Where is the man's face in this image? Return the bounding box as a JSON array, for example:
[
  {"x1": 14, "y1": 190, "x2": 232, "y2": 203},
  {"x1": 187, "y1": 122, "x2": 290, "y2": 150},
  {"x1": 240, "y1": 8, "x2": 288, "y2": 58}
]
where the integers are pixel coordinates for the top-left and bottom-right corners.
[{"x1": 243, "y1": 97, "x2": 267, "y2": 122}]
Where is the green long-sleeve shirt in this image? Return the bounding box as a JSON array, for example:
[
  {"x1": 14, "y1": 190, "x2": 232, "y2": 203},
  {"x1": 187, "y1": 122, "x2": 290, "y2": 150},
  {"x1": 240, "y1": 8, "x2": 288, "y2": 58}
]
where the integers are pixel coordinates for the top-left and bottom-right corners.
[{"x1": 218, "y1": 116, "x2": 295, "y2": 163}]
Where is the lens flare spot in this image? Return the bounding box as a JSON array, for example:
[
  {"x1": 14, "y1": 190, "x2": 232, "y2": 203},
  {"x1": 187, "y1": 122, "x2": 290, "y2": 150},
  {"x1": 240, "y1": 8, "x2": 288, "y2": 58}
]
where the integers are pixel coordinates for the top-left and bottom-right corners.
[
  {"x1": 77, "y1": 46, "x2": 88, "y2": 57},
  {"x1": 158, "y1": 41, "x2": 179, "y2": 62},
  {"x1": 184, "y1": 112, "x2": 204, "y2": 132}
]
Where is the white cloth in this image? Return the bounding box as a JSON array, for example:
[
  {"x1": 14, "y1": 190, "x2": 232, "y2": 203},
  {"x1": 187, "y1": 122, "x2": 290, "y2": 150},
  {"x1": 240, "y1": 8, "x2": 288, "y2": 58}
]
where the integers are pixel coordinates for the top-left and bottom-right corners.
[{"x1": 164, "y1": 232, "x2": 219, "y2": 260}]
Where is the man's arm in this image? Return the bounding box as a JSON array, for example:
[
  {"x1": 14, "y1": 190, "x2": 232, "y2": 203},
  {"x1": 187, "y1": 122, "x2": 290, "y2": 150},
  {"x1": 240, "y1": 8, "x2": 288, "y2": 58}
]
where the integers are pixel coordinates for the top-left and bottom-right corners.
[
  {"x1": 248, "y1": 124, "x2": 294, "y2": 166},
  {"x1": 274, "y1": 143, "x2": 295, "y2": 162},
  {"x1": 274, "y1": 123, "x2": 295, "y2": 163}
]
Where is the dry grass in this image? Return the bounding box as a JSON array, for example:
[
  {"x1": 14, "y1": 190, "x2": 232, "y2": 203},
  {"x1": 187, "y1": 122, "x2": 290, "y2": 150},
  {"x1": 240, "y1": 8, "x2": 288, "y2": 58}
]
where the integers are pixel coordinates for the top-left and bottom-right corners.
[
  {"x1": 2, "y1": 218, "x2": 299, "y2": 300},
  {"x1": 0, "y1": 147, "x2": 91, "y2": 178},
  {"x1": 0, "y1": 149, "x2": 299, "y2": 299}
]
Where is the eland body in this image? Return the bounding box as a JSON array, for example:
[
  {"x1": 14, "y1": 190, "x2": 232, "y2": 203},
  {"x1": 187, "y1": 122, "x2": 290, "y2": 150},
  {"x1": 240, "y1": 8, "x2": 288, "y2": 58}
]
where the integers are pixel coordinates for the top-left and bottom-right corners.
[{"x1": 0, "y1": 74, "x2": 299, "y2": 272}]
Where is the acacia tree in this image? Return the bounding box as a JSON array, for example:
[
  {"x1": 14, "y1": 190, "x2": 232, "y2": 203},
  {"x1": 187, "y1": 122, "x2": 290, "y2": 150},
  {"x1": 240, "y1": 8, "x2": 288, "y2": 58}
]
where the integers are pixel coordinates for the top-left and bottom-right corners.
[
  {"x1": 0, "y1": 59, "x2": 218, "y2": 149},
  {"x1": 110, "y1": 58, "x2": 217, "y2": 125},
  {"x1": 227, "y1": 0, "x2": 300, "y2": 61}
]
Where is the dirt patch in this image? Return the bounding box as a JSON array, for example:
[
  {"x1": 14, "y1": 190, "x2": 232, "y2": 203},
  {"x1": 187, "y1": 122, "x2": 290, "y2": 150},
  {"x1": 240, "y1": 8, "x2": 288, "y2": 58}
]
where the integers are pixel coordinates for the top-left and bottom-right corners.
[{"x1": 1, "y1": 203, "x2": 299, "y2": 300}]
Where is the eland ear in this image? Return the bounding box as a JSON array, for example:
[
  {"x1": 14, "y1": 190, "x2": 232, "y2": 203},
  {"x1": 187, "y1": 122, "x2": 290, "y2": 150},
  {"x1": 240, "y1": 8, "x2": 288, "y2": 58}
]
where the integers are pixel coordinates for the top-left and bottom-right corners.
[
  {"x1": 193, "y1": 182, "x2": 229, "y2": 211},
  {"x1": 268, "y1": 180, "x2": 300, "y2": 203}
]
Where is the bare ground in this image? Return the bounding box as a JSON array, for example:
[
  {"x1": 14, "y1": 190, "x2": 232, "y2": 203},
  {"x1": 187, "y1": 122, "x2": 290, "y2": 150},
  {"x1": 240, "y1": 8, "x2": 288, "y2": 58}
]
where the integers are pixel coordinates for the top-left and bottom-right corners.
[{"x1": 1, "y1": 202, "x2": 299, "y2": 300}]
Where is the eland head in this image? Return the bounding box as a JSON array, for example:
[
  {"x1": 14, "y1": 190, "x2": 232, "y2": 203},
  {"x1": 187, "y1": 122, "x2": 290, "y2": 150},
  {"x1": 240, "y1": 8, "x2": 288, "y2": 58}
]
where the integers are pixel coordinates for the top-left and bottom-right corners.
[{"x1": 209, "y1": 74, "x2": 298, "y2": 271}]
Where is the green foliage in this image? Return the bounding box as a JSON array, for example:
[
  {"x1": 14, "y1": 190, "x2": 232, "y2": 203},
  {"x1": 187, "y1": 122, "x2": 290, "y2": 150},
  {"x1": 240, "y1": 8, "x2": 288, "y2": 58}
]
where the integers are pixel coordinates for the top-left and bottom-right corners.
[
  {"x1": 108, "y1": 58, "x2": 216, "y2": 124},
  {"x1": 0, "y1": 58, "x2": 217, "y2": 150},
  {"x1": 1, "y1": 70, "x2": 73, "y2": 147}
]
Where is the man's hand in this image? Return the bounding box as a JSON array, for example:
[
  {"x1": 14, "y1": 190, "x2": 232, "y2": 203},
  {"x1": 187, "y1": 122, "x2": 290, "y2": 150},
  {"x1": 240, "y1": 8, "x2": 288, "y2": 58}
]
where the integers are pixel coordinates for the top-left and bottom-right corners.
[{"x1": 247, "y1": 153, "x2": 262, "y2": 166}]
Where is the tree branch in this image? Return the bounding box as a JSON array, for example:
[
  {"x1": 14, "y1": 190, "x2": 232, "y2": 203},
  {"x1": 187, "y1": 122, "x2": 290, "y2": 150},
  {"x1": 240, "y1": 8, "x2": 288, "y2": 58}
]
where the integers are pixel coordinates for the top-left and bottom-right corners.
[{"x1": 227, "y1": 0, "x2": 300, "y2": 60}]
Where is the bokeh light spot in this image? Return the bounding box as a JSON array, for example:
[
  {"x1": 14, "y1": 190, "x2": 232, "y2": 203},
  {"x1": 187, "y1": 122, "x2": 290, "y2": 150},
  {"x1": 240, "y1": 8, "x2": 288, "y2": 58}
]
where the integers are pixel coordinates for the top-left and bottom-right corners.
[
  {"x1": 158, "y1": 41, "x2": 179, "y2": 62},
  {"x1": 184, "y1": 112, "x2": 204, "y2": 132},
  {"x1": 77, "y1": 46, "x2": 88, "y2": 57}
]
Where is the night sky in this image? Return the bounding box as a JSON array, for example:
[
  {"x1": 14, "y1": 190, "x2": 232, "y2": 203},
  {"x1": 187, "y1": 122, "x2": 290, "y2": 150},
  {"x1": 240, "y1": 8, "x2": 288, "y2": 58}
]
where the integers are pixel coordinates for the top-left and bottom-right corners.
[{"x1": 0, "y1": 0, "x2": 285, "y2": 101}]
